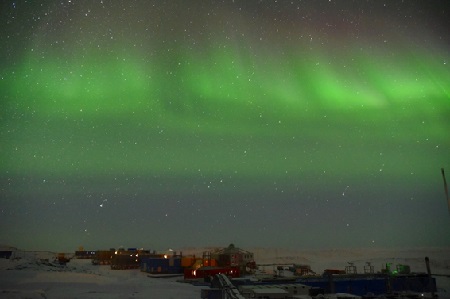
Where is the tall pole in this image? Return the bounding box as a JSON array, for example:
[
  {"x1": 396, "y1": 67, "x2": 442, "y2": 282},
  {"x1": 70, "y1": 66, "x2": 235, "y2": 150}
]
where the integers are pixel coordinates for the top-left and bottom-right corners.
[
  {"x1": 442, "y1": 168, "x2": 450, "y2": 213},
  {"x1": 425, "y1": 257, "x2": 435, "y2": 298}
]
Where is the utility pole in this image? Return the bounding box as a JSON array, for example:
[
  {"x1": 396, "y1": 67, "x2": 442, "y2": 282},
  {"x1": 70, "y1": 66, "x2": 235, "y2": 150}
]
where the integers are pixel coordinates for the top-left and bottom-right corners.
[{"x1": 442, "y1": 168, "x2": 449, "y2": 213}]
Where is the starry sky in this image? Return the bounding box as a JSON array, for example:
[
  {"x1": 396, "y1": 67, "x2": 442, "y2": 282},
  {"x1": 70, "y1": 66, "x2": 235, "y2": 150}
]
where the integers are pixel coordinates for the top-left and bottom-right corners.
[{"x1": 1, "y1": 1, "x2": 449, "y2": 252}]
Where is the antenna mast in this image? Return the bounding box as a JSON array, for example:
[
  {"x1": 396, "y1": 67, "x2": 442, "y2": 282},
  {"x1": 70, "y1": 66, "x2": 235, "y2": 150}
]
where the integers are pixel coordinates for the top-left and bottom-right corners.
[{"x1": 442, "y1": 168, "x2": 450, "y2": 213}]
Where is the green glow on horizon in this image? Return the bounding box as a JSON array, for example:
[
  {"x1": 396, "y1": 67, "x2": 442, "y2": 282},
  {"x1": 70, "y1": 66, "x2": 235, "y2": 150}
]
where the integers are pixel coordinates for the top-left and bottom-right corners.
[{"x1": 3, "y1": 115, "x2": 445, "y2": 181}]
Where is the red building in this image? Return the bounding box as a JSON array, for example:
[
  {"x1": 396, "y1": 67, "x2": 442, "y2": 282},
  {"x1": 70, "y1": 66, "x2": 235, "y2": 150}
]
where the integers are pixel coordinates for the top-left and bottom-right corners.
[
  {"x1": 184, "y1": 266, "x2": 240, "y2": 280},
  {"x1": 214, "y1": 244, "x2": 255, "y2": 274}
]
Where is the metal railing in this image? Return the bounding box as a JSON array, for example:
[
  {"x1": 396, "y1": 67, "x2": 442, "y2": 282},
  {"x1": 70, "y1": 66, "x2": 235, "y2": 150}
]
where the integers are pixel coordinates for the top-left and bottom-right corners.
[{"x1": 215, "y1": 273, "x2": 246, "y2": 299}]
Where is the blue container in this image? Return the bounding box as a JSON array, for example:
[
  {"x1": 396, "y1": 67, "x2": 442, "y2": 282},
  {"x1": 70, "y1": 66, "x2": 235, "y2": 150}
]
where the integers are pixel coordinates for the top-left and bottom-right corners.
[
  {"x1": 141, "y1": 257, "x2": 182, "y2": 274},
  {"x1": 232, "y1": 274, "x2": 436, "y2": 296},
  {"x1": 294, "y1": 274, "x2": 436, "y2": 296}
]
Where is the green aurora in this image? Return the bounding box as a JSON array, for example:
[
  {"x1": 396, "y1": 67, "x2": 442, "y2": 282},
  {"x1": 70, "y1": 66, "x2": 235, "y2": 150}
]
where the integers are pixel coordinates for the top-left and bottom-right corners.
[
  {"x1": 2, "y1": 39, "x2": 448, "y2": 179},
  {"x1": 0, "y1": 0, "x2": 449, "y2": 250}
]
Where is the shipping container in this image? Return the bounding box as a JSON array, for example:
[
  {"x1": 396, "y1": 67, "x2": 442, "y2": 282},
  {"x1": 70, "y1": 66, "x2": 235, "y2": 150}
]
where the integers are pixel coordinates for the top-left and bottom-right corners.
[
  {"x1": 92, "y1": 250, "x2": 114, "y2": 265},
  {"x1": 111, "y1": 250, "x2": 140, "y2": 270},
  {"x1": 141, "y1": 256, "x2": 183, "y2": 274},
  {"x1": 181, "y1": 256, "x2": 196, "y2": 267}
]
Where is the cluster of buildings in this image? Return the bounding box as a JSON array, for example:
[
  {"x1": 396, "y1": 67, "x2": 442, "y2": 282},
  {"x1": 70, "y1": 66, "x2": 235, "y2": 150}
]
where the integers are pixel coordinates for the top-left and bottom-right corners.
[
  {"x1": 74, "y1": 243, "x2": 256, "y2": 279},
  {"x1": 1, "y1": 244, "x2": 438, "y2": 299}
]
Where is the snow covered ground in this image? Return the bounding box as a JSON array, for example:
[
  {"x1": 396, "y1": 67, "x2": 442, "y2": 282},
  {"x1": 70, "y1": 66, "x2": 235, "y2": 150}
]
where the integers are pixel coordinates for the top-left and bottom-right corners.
[
  {"x1": 0, "y1": 247, "x2": 449, "y2": 299},
  {"x1": 0, "y1": 255, "x2": 202, "y2": 299}
]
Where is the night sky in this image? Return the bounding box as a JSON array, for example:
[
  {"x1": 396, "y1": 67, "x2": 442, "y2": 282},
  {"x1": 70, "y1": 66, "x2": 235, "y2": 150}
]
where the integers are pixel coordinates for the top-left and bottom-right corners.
[{"x1": 1, "y1": 1, "x2": 449, "y2": 252}]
